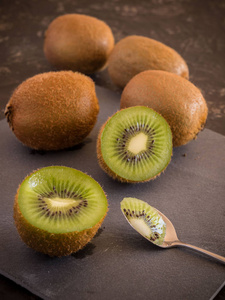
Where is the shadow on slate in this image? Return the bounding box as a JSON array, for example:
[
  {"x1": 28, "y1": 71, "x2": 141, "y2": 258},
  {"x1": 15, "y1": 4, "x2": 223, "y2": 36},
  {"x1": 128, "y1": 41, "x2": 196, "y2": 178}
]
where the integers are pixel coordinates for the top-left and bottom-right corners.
[{"x1": 0, "y1": 86, "x2": 224, "y2": 300}]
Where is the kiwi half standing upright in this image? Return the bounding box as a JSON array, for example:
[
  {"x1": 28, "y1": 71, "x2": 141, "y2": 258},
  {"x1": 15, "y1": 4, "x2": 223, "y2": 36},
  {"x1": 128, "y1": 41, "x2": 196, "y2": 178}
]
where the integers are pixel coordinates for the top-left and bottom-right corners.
[
  {"x1": 97, "y1": 106, "x2": 173, "y2": 183},
  {"x1": 44, "y1": 14, "x2": 115, "y2": 74},
  {"x1": 120, "y1": 70, "x2": 208, "y2": 147},
  {"x1": 121, "y1": 197, "x2": 166, "y2": 245},
  {"x1": 5, "y1": 71, "x2": 99, "y2": 150},
  {"x1": 108, "y1": 35, "x2": 189, "y2": 89},
  {"x1": 14, "y1": 166, "x2": 108, "y2": 257}
]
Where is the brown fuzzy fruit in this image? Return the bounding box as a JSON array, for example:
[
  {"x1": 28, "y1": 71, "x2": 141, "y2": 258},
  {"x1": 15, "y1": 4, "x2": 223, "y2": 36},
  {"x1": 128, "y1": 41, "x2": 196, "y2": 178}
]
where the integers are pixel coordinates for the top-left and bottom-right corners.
[
  {"x1": 5, "y1": 71, "x2": 99, "y2": 150},
  {"x1": 108, "y1": 35, "x2": 189, "y2": 89},
  {"x1": 120, "y1": 70, "x2": 208, "y2": 147},
  {"x1": 44, "y1": 14, "x2": 115, "y2": 74}
]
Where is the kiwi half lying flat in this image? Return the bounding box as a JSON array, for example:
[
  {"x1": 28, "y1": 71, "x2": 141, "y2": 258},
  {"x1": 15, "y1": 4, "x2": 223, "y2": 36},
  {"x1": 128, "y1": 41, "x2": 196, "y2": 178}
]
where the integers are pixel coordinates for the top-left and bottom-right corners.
[
  {"x1": 97, "y1": 106, "x2": 172, "y2": 183},
  {"x1": 121, "y1": 197, "x2": 166, "y2": 245},
  {"x1": 14, "y1": 166, "x2": 108, "y2": 257}
]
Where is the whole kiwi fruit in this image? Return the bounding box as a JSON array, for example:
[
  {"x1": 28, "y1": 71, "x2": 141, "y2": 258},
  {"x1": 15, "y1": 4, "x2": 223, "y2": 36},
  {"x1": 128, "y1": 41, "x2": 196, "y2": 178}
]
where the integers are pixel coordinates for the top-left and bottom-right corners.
[
  {"x1": 120, "y1": 70, "x2": 208, "y2": 147},
  {"x1": 44, "y1": 14, "x2": 115, "y2": 74},
  {"x1": 97, "y1": 106, "x2": 172, "y2": 183},
  {"x1": 108, "y1": 35, "x2": 189, "y2": 89},
  {"x1": 5, "y1": 71, "x2": 99, "y2": 150},
  {"x1": 14, "y1": 166, "x2": 108, "y2": 257}
]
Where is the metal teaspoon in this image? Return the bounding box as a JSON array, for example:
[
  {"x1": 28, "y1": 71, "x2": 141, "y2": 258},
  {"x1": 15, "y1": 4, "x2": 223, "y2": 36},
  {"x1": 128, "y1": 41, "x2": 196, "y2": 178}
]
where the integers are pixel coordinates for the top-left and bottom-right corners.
[{"x1": 124, "y1": 207, "x2": 225, "y2": 264}]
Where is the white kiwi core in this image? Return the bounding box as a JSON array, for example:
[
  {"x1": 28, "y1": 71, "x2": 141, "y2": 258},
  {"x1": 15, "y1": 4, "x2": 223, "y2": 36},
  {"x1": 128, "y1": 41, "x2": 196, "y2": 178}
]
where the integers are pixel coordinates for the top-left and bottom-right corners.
[
  {"x1": 128, "y1": 132, "x2": 147, "y2": 154},
  {"x1": 130, "y1": 218, "x2": 152, "y2": 238},
  {"x1": 44, "y1": 197, "x2": 81, "y2": 208}
]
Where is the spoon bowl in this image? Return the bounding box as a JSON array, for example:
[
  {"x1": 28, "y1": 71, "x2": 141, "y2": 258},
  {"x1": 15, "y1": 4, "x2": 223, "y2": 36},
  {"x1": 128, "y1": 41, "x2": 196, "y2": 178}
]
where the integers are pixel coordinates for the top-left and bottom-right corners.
[{"x1": 154, "y1": 210, "x2": 179, "y2": 248}]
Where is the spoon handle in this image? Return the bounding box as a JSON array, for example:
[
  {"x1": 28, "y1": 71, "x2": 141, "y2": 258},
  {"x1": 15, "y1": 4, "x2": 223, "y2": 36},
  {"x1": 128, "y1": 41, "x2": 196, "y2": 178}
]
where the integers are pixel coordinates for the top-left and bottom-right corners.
[{"x1": 173, "y1": 241, "x2": 225, "y2": 264}]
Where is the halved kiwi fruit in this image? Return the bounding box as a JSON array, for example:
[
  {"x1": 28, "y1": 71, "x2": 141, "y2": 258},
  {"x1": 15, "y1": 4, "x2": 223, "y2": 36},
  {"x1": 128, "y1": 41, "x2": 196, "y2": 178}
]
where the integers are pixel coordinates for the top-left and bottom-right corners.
[
  {"x1": 97, "y1": 106, "x2": 172, "y2": 183},
  {"x1": 121, "y1": 197, "x2": 166, "y2": 245},
  {"x1": 14, "y1": 166, "x2": 108, "y2": 257}
]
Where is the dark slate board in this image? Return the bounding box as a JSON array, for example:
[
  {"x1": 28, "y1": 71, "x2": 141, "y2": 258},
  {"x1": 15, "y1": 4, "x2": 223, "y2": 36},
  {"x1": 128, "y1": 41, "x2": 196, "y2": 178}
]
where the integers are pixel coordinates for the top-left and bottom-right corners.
[{"x1": 0, "y1": 86, "x2": 224, "y2": 300}]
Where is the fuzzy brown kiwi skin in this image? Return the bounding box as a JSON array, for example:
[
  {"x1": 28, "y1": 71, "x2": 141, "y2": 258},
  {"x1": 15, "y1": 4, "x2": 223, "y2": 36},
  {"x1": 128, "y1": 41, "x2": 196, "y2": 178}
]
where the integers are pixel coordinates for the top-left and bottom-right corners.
[
  {"x1": 4, "y1": 71, "x2": 99, "y2": 151},
  {"x1": 120, "y1": 70, "x2": 208, "y2": 147},
  {"x1": 14, "y1": 184, "x2": 107, "y2": 257},
  {"x1": 97, "y1": 109, "x2": 172, "y2": 183},
  {"x1": 44, "y1": 14, "x2": 115, "y2": 74},
  {"x1": 108, "y1": 35, "x2": 189, "y2": 89}
]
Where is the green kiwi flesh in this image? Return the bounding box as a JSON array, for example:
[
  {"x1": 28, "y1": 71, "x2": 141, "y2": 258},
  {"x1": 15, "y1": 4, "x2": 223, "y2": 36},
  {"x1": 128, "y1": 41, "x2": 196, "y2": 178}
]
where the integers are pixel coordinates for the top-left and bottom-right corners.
[
  {"x1": 121, "y1": 197, "x2": 166, "y2": 245},
  {"x1": 14, "y1": 166, "x2": 108, "y2": 256},
  {"x1": 97, "y1": 106, "x2": 172, "y2": 183}
]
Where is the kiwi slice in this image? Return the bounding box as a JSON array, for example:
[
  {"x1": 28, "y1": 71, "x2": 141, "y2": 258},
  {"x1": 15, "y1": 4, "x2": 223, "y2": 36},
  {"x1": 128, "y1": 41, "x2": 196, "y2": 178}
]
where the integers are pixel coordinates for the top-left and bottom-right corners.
[
  {"x1": 121, "y1": 197, "x2": 166, "y2": 245},
  {"x1": 14, "y1": 166, "x2": 108, "y2": 257},
  {"x1": 97, "y1": 106, "x2": 172, "y2": 183}
]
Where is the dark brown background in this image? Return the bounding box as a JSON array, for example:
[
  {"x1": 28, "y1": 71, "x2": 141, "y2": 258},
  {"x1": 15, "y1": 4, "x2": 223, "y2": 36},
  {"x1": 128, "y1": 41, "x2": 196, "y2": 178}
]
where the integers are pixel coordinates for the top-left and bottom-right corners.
[{"x1": 0, "y1": 0, "x2": 224, "y2": 299}]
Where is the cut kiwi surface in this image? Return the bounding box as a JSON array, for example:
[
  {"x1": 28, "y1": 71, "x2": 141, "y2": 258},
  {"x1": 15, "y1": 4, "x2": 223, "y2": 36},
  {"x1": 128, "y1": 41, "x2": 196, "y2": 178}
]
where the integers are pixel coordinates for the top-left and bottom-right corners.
[
  {"x1": 97, "y1": 106, "x2": 172, "y2": 183},
  {"x1": 14, "y1": 166, "x2": 108, "y2": 256},
  {"x1": 121, "y1": 197, "x2": 166, "y2": 245}
]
